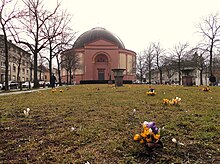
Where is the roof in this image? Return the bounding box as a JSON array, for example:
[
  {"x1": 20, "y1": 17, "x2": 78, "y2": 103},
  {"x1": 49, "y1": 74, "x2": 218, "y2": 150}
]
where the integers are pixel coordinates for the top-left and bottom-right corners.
[{"x1": 73, "y1": 27, "x2": 125, "y2": 49}]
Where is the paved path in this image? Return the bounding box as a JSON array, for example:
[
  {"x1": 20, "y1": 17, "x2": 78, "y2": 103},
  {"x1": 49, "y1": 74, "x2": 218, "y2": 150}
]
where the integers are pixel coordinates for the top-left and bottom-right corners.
[{"x1": 0, "y1": 87, "x2": 51, "y2": 96}]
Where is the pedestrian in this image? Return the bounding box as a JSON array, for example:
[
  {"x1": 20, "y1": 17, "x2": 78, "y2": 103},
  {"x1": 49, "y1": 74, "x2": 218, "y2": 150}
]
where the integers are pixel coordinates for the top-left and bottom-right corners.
[
  {"x1": 209, "y1": 74, "x2": 216, "y2": 86},
  {"x1": 51, "y1": 74, "x2": 57, "y2": 88}
]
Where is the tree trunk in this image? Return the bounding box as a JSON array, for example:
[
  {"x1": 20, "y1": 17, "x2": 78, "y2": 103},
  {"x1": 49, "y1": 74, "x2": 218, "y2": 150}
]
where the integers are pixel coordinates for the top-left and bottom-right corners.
[
  {"x1": 49, "y1": 43, "x2": 53, "y2": 87},
  {"x1": 17, "y1": 59, "x2": 22, "y2": 90},
  {"x1": 69, "y1": 69, "x2": 72, "y2": 85},
  {"x1": 17, "y1": 64, "x2": 21, "y2": 81},
  {"x1": 159, "y1": 69, "x2": 163, "y2": 84},
  {"x1": 149, "y1": 70, "x2": 151, "y2": 84},
  {"x1": 178, "y1": 60, "x2": 181, "y2": 85},
  {"x1": 49, "y1": 59, "x2": 52, "y2": 87},
  {"x1": 33, "y1": 51, "x2": 39, "y2": 88},
  {"x1": 66, "y1": 70, "x2": 69, "y2": 85},
  {"x1": 56, "y1": 55, "x2": 62, "y2": 86},
  {"x1": 140, "y1": 70, "x2": 143, "y2": 84},
  {"x1": 200, "y1": 69, "x2": 203, "y2": 85},
  {"x1": 148, "y1": 64, "x2": 151, "y2": 84},
  {"x1": 3, "y1": 32, "x2": 9, "y2": 91},
  {"x1": 209, "y1": 45, "x2": 213, "y2": 76},
  {"x1": 73, "y1": 69, "x2": 76, "y2": 85}
]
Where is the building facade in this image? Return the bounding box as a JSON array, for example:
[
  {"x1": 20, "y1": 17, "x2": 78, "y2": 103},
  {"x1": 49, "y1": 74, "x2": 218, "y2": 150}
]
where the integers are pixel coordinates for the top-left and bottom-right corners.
[
  {"x1": 61, "y1": 27, "x2": 136, "y2": 84},
  {"x1": 0, "y1": 35, "x2": 32, "y2": 83}
]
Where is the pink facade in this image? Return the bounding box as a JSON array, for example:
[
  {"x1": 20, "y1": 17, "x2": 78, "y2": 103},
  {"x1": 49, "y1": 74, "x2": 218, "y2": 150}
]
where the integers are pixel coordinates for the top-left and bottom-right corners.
[{"x1": 61, "y1": 27, "x2": 136, "y2": 84}]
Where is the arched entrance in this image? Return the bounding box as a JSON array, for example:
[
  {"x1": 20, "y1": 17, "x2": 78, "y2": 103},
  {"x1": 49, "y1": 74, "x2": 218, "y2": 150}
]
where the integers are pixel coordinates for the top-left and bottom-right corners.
[{"x1": 93, "y1": 53, "x2": 110, "y2": 80}]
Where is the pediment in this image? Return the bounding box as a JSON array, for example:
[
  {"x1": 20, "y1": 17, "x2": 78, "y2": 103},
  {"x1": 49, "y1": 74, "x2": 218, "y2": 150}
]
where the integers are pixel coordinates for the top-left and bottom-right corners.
[{"x1": 86, "y1": 39, "x2": 117, "y2": 47}]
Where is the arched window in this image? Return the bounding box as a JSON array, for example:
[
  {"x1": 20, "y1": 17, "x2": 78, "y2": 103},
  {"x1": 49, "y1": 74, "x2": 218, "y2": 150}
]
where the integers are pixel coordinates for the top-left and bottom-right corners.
[{"x1": 95, "y1": 54, "x2": 108, "y2": 63}]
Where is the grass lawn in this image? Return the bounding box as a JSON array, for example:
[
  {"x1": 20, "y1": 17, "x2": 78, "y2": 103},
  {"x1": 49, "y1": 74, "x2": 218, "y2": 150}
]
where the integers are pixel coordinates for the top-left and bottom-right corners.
[{"x1": 0, "y1": 84, "x2": 220, "y2": 163}]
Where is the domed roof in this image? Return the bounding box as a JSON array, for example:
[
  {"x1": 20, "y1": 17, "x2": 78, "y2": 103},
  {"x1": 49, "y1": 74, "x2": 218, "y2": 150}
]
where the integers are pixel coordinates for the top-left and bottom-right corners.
[{"x1": 73, "y1": 27, "x2": 125, "y2": 49}]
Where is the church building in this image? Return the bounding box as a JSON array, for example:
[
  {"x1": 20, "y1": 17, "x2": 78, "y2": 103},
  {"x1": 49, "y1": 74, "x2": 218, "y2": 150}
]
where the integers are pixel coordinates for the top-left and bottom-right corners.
[{"x1": 61, "y1": 27, "x2": 136, "y2": 84}]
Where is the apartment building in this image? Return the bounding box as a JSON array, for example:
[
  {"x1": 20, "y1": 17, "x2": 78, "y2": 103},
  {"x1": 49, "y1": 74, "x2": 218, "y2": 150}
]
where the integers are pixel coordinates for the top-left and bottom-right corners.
[{"x1": 0, "y1": 35, "x2": 32, "y2": 83}]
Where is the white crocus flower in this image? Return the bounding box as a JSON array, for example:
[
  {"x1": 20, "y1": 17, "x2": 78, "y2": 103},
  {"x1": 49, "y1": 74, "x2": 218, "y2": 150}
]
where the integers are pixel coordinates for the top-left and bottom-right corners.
[
  {"x1": 143, "y1": 121, "x2": 148, "y2": 126},
  {"x1": 70, "y1": 127, "x2": 75, "y2": 132},
  {"x1": 133, "y1": 109, "x2": 136, "y2": 115},
  {"x1": 24, "y1": 110, "x2": 28, "y2": 116},
  {"x1": 172, "y1": 138, "x2": 177, "y2": 143},
  {"x1": 24, "y1": 108, "x2": 30, "y2": 117},
  {"x1": 26, "y1": 108, "x2": 30, "y2": 113},
  {"x1": 172, "y1": 138, "x2": 184, "y2": 146},
  {"x1": 178, "y1": 142, "x2": 184, "y2": 146}
]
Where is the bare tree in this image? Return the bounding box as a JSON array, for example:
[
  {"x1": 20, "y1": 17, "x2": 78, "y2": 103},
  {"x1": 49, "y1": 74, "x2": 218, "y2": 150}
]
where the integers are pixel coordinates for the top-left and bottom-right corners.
[
  {"x1": 153, "y1": 42, "x2": 166, "y2": 84},
  {"x1": 197, "y1": 13, "x2": 220, "y2": 76},
  {"x1": 54, "y1": 23, "x2": 76, "y2": 86},
  {"x1": 16, "y1": 0, "x2": 60, "y2": 88},
  {"x1": 163, "y1": 55, "x2": 177, "y2": 84},
  {"x1": 42, "y1": 9, "x2": 76, "y2": 87},
  {"x1": 171, "y1": 42, "x2": 189, "y2": 85},
  {"x1": 0, "y1": 0, "x2": 23, "y2": 90},
  {"x1": 53, "y1": 29, "x2": 76, "y2": 86},
  {"x1": 56, "y1": 54, "x2": 62, "y2": 85},
  {"x1": 136, "y1": 52, "x2": 147, "y2": 83},
  {"x1": 143, "y1": 43, "x2": 155, "y2": 84},
  {"x1": 61, "y1": 50, "x2": 80, "y2": 85},
  {"x1": 189, "y1": 47, "x2": 209, "y2": 85}
]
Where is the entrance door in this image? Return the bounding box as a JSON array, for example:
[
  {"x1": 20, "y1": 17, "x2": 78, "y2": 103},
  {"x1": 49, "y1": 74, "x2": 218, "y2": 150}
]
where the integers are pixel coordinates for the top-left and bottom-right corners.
[{"x1": 98, "y1": 69, "x2": 105, "y2": 80}]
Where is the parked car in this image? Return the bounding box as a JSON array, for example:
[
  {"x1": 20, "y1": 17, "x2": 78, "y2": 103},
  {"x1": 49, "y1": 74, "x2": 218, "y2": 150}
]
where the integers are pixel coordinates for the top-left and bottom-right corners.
[
  {"x1": 2, "y1": 81, "x2": 19, "y2": 90},
  {"x1": 0, "y1": 83, "x2": 3, "y2": 90},
  {"x1": 45, "y1": 81, "x2": 50, "y2": 87},
  {"x1": 39, "y1": 81, "x2": 46, "y2": 87},
  {"x1": 22, "y1": 81, "x2": 34, "y2": 88}
]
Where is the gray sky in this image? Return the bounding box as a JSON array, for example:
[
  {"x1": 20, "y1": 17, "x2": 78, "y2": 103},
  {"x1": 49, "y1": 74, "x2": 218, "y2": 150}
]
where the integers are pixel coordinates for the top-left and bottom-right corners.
[{"x1": 45, "y1": 0, "x2": 220, "y2": 53}]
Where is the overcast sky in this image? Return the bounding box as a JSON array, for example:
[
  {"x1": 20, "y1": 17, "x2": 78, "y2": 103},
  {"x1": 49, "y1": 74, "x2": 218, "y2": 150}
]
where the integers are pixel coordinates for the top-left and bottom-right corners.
[{"x1": 47, "y1": 0, "x2": 220, "y2": 53}]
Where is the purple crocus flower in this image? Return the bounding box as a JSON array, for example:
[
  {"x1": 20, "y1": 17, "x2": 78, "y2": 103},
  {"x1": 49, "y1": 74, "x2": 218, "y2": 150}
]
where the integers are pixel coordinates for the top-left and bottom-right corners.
[
  {"x1": 147, "y1": 122, "x2": 158, "y2": 133},
  {"x1": 147, "y1": 122, "x2": 155, "y2": 128}
]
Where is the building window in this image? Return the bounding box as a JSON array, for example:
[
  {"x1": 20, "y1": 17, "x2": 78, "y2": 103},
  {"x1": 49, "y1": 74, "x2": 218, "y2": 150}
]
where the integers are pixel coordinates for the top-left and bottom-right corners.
[
  {"x1": 13, "y1": 65, "x2": 16, "y2": 72},
  {"x1": 12, "y1": 57, "x2": 16, "y2": 62},
  {"x1": 97, "y1": 58, "x2": 105, "y2": 62},
  {"x1": 95, "y1": 54, "x2": 108, "y2": 62},
  {"x1": 22, "y1": 68, "x2": 25, "y2": 74},
  {"x1": 26, "y1": 69, "x2": 29, "y2": 74},
  {"x1": 1, "y1": 61, "x2": 5, "y2": 67},
  {"x1": 2, "y1": 50, "x2": 5, "y2": 56}
]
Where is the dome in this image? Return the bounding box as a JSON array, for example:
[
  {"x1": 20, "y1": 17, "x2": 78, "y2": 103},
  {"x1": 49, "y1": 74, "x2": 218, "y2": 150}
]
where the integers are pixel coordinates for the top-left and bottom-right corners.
[{"x1": 73, "y1": 27, "x2": 125, "y2": 49}]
